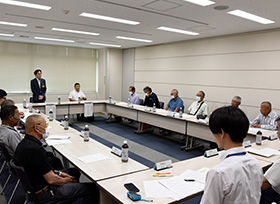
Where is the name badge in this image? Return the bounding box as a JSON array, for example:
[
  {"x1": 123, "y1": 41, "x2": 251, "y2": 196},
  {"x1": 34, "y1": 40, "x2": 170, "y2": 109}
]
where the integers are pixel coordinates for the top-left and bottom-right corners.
[
  {"x1": 268, "y1": 134, "x2": 278, "y2": 141},
  {"x1": 204, "y1": 148, "x2": 219, "y2": 158},
  {"x1": 242, "y1": 140, "x2": 252, "y2": 148},
  {"x1": 167, "y1": 112, "x2": 175, "y2": 117},
  {"x1": 111, "y1": 146, "x2": 122, "y2": 157},
  {"x1": 145, "y1": 108, "x2": 152, "y2": 112},
  {"x1": 154, "y1": 160, "x2": 172, "y2": 171},
  {"x1": 128, "y1": 104, "x2": 134, "y2": 108}
]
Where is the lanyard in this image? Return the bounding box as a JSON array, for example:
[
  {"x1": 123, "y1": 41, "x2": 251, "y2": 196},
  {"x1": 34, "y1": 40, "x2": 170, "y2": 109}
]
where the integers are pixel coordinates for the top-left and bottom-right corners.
[{"x1": 225, "y1": 152, "x2": 247, "y2": 159}]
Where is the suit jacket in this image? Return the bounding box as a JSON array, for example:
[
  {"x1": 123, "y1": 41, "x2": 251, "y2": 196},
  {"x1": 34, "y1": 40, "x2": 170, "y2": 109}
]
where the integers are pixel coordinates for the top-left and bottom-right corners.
[
  {"x1": 31, "y1": 78, "x2": 47, "y2": 103},
  {"x1": 143, "y1": 92, "x2": 160, "y2": 108}
]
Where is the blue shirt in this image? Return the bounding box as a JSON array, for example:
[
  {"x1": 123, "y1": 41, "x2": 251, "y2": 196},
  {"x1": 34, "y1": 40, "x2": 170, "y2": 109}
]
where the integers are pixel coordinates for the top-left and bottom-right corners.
[
  {"x1": 167, "y1": 97, "x2": 184, "y2": 111},
  {"x1": 129, "y1": 93, "x2": 139, "y2": 105}
]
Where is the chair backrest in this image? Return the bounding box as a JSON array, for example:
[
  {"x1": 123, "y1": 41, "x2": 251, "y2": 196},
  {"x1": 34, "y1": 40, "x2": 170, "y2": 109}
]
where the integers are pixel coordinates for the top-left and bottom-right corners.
[
  {"x1": 10, "y1": 159, "x2": 41, "y2": 204},
  {"x1": 139, "y1": 99, "x2": 144, "y2": 105},
  {"x1": 0, "y1": 143, "x2": 11, "y2": 162},
  {"x1": 159, "y1": 101, "x2": 164, "y2": 109},
  {"x1": 29, "y1": 97, "x2": 33, "y2": 103}
]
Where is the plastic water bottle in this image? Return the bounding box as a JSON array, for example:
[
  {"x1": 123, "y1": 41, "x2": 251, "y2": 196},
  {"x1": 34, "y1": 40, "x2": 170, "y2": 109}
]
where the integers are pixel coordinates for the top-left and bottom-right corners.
[
  {"x1": 49, "y1": 109, "x2": 54, "y2": 121},
  {"x1": 84, "y1": 125, "x2": 89, "y2": 142},
  {"x1": 78, "y1": 97, "x2": 81, "y2": 103},
  {"x1": 58, "y1": 96, "x2": 61, "y2": 105},
  {"x1": 23, "y1": 99, "x2": 27, "y2": 108},
  {"x1": 152, "y1": 103, "x2": 156, "y2": 112},
  {"x1": 179, "y1": 107, "x2": 183, "y2": 118},
  {"x1": 128, "y1": 98, "x2": 131, "y2": 106},
  {"x1": 121, "y1": 140, "x2": 129, "y2": 162},
  {"x1": 109, "y1": 96, "x2": 112, "y2": 103},
  {"x1": 29, "y1": 103, "x2": 33, "y2": 113},
  {"x1": 64, "y1": 115, "x2": 69, "y2": 130},
  {"x1": 256, "y1": 131, "x2": 262, "y2": 145}
]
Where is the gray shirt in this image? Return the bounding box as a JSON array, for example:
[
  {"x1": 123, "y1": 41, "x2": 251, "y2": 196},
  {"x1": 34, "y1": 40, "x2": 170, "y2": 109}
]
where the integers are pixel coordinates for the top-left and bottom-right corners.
[
  {"x1": 251, "y1": 110, "x2": 279, "y2": 130},
  {"x1": 0, "y1": 125, "x2": 23, "y2": 157}
]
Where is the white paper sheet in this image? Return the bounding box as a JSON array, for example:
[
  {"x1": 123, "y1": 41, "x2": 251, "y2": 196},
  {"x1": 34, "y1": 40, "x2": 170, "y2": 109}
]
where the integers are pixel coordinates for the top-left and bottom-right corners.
[
  {"x1": 159, "y1": 176, "x2": 204, "y2": 200},
  {"x1": 47, "y1": 135, "x2": 70, "y2": 140},
  {"x1": 46, "y1": 140, "x2": 72, "y2": 146},
  {"x1": 247, "y1": 148, "x2": 280, "y2": 157},
  {"x1": 77, "y1": 153, "x2": 109, "y2": 164},
  {"x1": 84, "y1": 102, "x2": 93, "y2": 117},
  {"x1": 143, "y1": 180, "x2": 177, "y2": 198},
  {"x1": 179, "y1": 167, "x2": 210, "y2": 184}
]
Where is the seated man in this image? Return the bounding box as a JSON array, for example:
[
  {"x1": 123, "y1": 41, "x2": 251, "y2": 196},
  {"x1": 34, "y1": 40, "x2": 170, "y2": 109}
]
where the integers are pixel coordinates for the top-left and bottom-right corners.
[
  {"x1": 129, "y1": 86, "x2": 139, "y2": 105},
  {"x1": 69, "y1": 83, "x2": 87, "y2": 121},
  {"x1": 231, "y1": 96, "x2": 241, "y2": 108},
  {"x1": 164, "y1": 89, "x2": 184, "y2": 112},
  {"x1": 187, "y1": 91, "x2": 209, "y2": 118},
  {"x1": 14, "y1": 115, "x2": 99, "y2": 204},
  {"x1": 0, "y1": 105, "x2": 23, "y2": 157},
  {"x1": 200, "y1": 106, "x2": 263, "y2": 204},
  {"x1": 260, "y1": 117, "x2": 280, "y2": 204},
  {"x1": 143, "y1": 86, "x2": 160, "y2": 108},
  {"x1": 251, "y1": 101, "x2": 278, "y2": 130}
]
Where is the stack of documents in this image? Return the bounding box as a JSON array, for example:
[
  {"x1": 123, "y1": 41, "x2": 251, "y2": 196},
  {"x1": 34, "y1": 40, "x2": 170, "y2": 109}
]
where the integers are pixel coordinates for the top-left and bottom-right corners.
[
  {"x1": 247, "y1": 148, "x2": 280, "y2": 157},
  {"x1": 46, "y1": 134, "x2": 71, "y2": 146},
  {"x1": 144, "y1": 168, "x2": 209, "y2": 200},
  {"x1": 77, "y1": 153, "x2": 109, "y2": 164}
]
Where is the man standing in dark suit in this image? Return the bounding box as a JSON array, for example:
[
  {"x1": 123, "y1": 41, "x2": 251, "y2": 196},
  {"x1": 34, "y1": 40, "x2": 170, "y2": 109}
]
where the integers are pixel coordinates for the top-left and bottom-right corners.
[{"x1": 31, "y1": 69, "x2": 47, "y2": 103}]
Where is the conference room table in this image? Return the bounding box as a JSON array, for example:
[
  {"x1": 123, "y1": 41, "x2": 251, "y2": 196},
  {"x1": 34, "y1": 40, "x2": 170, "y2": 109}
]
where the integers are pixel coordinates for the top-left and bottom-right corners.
[
  {"x1": 30, "y1": 100, "x2": 277, "y2": 144},
  {"x1": 97, "y1": 149, "x2": 272, "y2": 204}
]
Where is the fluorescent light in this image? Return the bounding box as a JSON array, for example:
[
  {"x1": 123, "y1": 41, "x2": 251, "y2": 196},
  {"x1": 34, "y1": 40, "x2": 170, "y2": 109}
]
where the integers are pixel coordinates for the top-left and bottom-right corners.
[
  {"x1": 116, "y1": 36, "x2": 152, "y2": 43},
  {"x1": 157, "y1": 26, "x2": 199, "y2": 36},
  {"x1": 34, "y1": 37, "x2": 74, "y2": 43},
  {"x1": 80, "y1": 12, "x2": 140, "y2": 25},
  {"x1": 89, "y1": 42, "x2": 121, "y2": 48},
  {"x1": 228, "y1": 10, "x2": 275, "y2": 24},
  {"x1": 52, "y1": 28, "x2": 100, "y2": 36},
  {"x1": 183, "y1": 0, "x2": 215, "y2": 6},
  {"x1": 0, "y1": 0, "x2": 51, "y2": 10},
  {"x1": 0, "y1": 33, "x2": 14, "y2": 37},
  {"x1": 0, "y1": 21, "x2": 27, "y2": 27}
]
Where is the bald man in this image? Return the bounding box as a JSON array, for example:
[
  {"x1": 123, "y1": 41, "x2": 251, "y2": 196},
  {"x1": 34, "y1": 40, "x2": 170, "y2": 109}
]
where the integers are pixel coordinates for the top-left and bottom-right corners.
[
  {"x1": 251, "y1": 101, "x2": 279, "y2": 130},
  {"x1": 14, "y1": 115, "x2": 99, "y2": 203}
]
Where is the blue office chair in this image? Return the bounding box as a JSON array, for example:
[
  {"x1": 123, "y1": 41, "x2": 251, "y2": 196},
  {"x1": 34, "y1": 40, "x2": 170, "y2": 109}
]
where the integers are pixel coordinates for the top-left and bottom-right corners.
[
  {"x1": 139, "y1": 99, "x2": 144, "y2": 105},
  {"x1": 159, "y1": 101, "x2": 164, "y2": 109}
]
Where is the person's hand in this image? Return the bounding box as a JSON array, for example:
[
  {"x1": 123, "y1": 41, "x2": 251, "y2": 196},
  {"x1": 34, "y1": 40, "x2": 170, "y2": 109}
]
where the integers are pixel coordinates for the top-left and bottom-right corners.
[
  {"x1": 39, "y1": 95, "x2": 43, "y2": 100},
  {"x1": 251, "y1": 124, "x2": 261, "y2": 128},
  {"x1": 64, "y1": 177, "x2": 74, "y2": 183},
  {"x1": 16, "y1": 126, "x2": 22, "y2": 130},
  {"x1": 19, "y1": 111, "x2": 24, "y2": 116},
  {"x1": 61, "y1": 172, "x2": 76, "y2": 182}
]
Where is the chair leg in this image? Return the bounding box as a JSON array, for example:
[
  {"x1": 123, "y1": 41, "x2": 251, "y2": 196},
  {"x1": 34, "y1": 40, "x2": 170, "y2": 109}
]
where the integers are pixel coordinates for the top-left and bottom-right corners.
[
  {"x1": 0, "y1": 160, "x2": 7, "y2": 175},
  {"x1": 7, "y1": 179, "x2": 20, "y2": 204},
  {"x1": 24, "y1": 200, "x2": 27, "y2": 204},
  {"x1": 1, "y1": 173, "x2": 11, "y2": 194}
]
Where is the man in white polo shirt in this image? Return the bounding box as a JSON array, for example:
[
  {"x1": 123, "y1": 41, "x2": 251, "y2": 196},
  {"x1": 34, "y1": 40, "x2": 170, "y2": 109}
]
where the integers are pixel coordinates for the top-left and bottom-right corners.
[{"x1": 69, "y1": 83, "x2": 87, "y2": 121}]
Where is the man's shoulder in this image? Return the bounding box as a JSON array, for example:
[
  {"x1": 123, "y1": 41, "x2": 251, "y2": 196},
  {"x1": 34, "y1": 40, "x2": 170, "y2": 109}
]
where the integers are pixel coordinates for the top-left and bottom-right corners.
[{"x1": 30, "y1": 78, "x2": 36, "y2": 83}]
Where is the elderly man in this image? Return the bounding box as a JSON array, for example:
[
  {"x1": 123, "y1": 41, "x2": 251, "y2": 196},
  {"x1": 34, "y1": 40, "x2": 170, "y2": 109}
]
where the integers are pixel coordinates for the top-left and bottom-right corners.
[
  {"x1": 14, "y1": 115, "x2": 99, "y2": 204},
  {"x1": 251, "y1": 101, "x2": 278, "y2": 130},
  {"x1": 231, "y1": 96, "x2": 241, "y2": 108},
  {"x1": 187, "y1": 91, "x2": 209, "y2": 118},
  {"x1": 129, "y1": 86, "x2": 139, "y2": 105},
  {"x1": 143, "y1": 86, "x2": 160, "y2": 108},
  {"x1": 165, "y1": 89, "x2": 184, "y2": 112},
  {"x1": 260, "y1": 117, "x2": 280, "y2": 204}
]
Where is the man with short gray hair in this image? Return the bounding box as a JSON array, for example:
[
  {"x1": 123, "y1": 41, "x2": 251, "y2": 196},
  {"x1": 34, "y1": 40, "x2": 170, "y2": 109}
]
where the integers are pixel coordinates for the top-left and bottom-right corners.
[
  {"x1": 231, "y1": 96, "x2": 241, "y2": 108},
  {"x1": 251, "y1": 101, "x2": 278, "y2": 130},
  {"x1": 165, "y1": 89, "x2": 184, "y2": 112}
]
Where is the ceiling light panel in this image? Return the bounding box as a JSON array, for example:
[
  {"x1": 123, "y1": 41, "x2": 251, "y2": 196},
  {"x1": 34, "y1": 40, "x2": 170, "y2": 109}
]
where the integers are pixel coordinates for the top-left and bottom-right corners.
[
  {"x1": 34, "y1": 37, "x2": 74, "y2": 43},
  {"x1": 52, "y1": 28, "x2": 100, "y2": 36},
  {"x1": 116, "y1": 36, "x2": 152, "y2": 43},
  {"x1": 157, "y1": 26, "x2": 199, "y2": 35},
  {"x1": 80, "y1": 13, "x2": 140, "y2": 25},
  {"x1": 228, "y1": 10, "x2": 275, "y2": 24},
  {"x1": 0, "y1": 0, "x2": 51, "y2": 10},
  {"x1": 0, "y1": 21, "x2": 27, "y2": 27},
  {"x1": 183, "y1": 0, "x2": 215, "y2": 7},
  {"x1": 89, "y1": 42, "x2": 121, "y2": 48}
]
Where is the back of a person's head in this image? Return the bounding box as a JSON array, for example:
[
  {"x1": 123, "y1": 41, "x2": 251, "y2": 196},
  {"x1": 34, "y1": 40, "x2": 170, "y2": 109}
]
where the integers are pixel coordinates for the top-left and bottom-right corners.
[
  {"x1": 209, "y1": 106, "x2": 249, "y2": 143},
  {"x1": 0, "y1": 89, "x2": 7, "y2": 99},
  {"x1": 1, "y1": 105, "x2": 17, "y2": 121},
  {"x1": 1, "y1": 99, "x2": 15, "y2": 110}
]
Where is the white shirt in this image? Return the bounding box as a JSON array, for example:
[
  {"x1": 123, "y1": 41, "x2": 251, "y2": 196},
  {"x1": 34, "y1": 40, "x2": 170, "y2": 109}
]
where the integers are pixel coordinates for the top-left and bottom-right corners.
[
  {"x1": 36, "y1": 77, "x2": 41, "y2": 87},
  {"x1": 188, "y1": 101, "x2": 209, "y2": 116},
  {"x1": 68, "y1": 90, "x2": 86, "y2": 101},
  {"x1": 264, "y1": 158, "x2": 280, "y2": 194},
  {"x1": 200, "y1": 147, "x2": 263, "y2": 204},
  {"x1": 251, "y1": 110, "x2": 279, "y2": 130}
]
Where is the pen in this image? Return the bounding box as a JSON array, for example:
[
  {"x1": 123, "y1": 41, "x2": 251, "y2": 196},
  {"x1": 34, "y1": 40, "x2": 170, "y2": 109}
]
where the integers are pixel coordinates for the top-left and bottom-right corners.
[{"x1": 184, "y1": 179, "x2": 195, "y2": 182}]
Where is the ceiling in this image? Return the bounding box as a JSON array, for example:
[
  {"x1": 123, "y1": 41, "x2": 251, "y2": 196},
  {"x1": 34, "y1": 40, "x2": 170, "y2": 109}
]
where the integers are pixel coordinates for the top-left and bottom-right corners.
[{"x1": 0, "y1": 0, "x2": 279, "y2": 49}]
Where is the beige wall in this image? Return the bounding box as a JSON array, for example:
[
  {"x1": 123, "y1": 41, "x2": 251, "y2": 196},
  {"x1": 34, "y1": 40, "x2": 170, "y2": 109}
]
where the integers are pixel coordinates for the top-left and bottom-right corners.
[
  {"x1": 0, "y1": 41, "x2": 97, "y2": 103},
  {"x1": 134, "y1": 29, "x2": 280, "y2": 121}
]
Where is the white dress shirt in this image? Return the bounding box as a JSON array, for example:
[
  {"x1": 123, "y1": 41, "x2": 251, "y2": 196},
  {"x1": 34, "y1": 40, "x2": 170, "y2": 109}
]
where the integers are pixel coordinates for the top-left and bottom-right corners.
[
  {"x1": 36, "y1": 77, "x2": 41, "y2": 87},
  {"x1": 200, "y1": 147, "x2": 263, "y2": 204},
  {"x1": 188, "y1": 101, "x2": 209, "y2": 116},
  {"x1": 251, "y1": 110, "x2": 279, "y2": 130},
  {"x1": 264, "y1": 158, "x2": 280, "y2": 194},
  {"x1": 68, "y1": 90, "x2": 86, "y2": 101}
]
